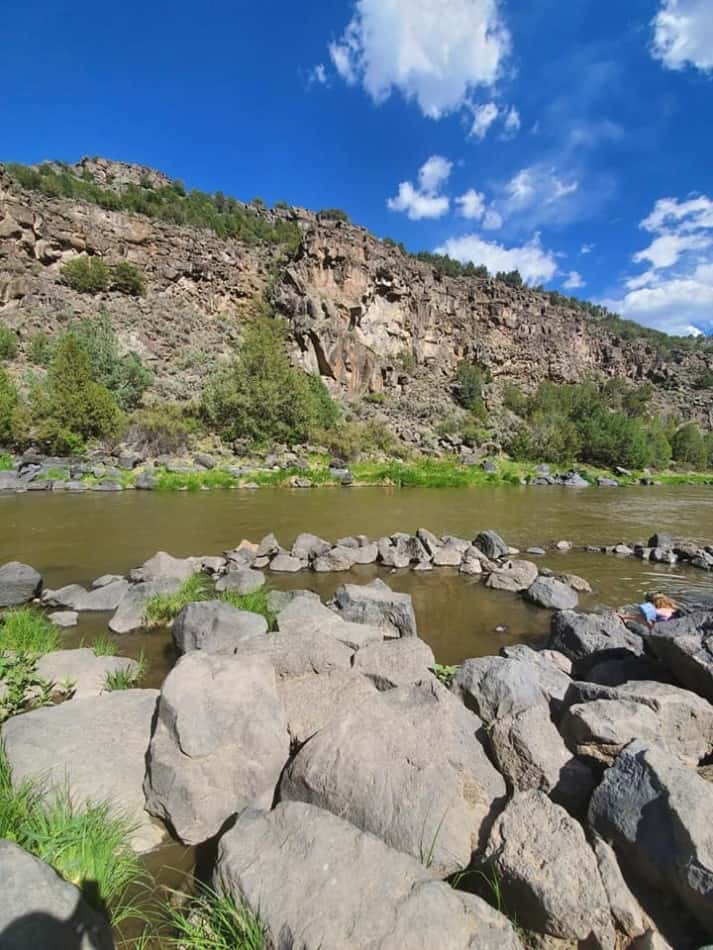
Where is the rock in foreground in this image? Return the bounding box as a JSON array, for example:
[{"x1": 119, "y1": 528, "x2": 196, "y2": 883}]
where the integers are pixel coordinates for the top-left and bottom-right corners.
[
  {"x1": 0, "y1": 561, "x2": 42, "y2": 606},
  {"x1": 216, "y1": 802, "x2": 523, "y2": 950}
]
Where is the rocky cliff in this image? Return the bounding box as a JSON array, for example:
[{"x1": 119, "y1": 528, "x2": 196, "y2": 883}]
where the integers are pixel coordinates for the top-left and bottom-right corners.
[{"x1": 2, "y1": 157, "x2": 713, "y2": 443}]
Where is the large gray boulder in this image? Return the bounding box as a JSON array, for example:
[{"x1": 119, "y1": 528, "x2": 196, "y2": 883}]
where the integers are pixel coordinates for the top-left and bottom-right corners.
[
  {"x1": 484, "y1": 790, "x2": 616, "y2": 948},
  {"x1": 144, "y1": 652, "x2": 289, "y2": 845},
  {"x1": 172, "y1": 600, "x2": 267, "y2": 655},
  {"x1": 561, "y1": 680, "x2": 713, "y2": 766},
  {"x1": 1, "y1": 690, "x2": 162, "y2": 853},
  {"x1": 216, "y1": 802, "x2": 523, "y2": 950},
  {"x1": 592, "y1": 835, "x2": 648, "y2": 941},
  {"x1": 108, "y1": 578, "x2": 182, "y2": 633},
  {"x1": 475, "y1": 530, "x2": 509, "y2": 560},
  {"x1": 130, "y1": 551, "x2": 198, "y2": 583},
  {"x1": 332, "y1": 579, "x2": 417, "y2": 638},
  {"x1": 278, "y1": 669, "x2": 377, "y2": 747},
  {"x1": 451, "y1": 655, "x2": 557, "y2": 723},
  {"x1": 234, "y1": 629, "x2": 354, "y2": 678},
  {"x1": 0, "y1": 561, "x2": 42, "y2": 606},
  {"x1": 281, "y1": 680, "x2": 506, "y2": 876},
  {"x1": 351, "y1": 637, "x2": 435, "y2": 689},
  {"x1": 648, "y1": 612, "x2": 713, "y2": 703},
  {"x1": 589, "y1": 740, "x2": 713, "y2": 935},
  {"x1": 36, "y1": 649, "x2": 139, "y2": 699},
  {"x1": 549, "y1": 610, "x2": 645, "y2": 672},
  {"x1": 526, "y1": 576, "x2": 578, "y2": 610},
  {"x1": 313, "y1": 545, "x2": 359, "y2": 572},
  {"x1": 291, "y1": 533, "x2": 331, "y2": 560},
  {"x1": 0, "y1": 841, "x2": 115, "y2": 950},
  {"x1": 43, "y1": 580, "x2": 129, "y2": 612},
  {"x1": 485, "y1": 560, "x2": 538, "y2": 593},
  {"x1": 214, "y1": 567, "x2": 265, "y2": 594},
  {"x1": 277, "y1": 595, "x2": 383, "y2": 650},
  {"x1": 498, "y1": 644, "x2": 573, "y2": 709}
]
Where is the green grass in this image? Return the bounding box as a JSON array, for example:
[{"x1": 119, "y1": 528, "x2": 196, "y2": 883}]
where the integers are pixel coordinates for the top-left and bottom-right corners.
[
  {"x1": 0, "y1": 653, "x2": 52, "y2": 722},
  {"x1": 221, "y1": 588, "x2": 277, "y2": 630},
  {"x1": 92, "y1": 634, "x2": 118, "y2": 657},
  {"x1": 0, "y1": 746, "x2": 151, "y2": 932},
  {"x1": 163, "y1": 882, "x2": 264, "y2": 950},
  {"x1": 0, "y1": 608, "x2": 61, "y2": 654},
  {"x1": 43, "y1": 466, "x2": 70, "y2": 481},
  {"x1": 105, "y1": 652, "x2": 146, "y2": 691},
  {"x1": 430, "y1": 664, "x2": 458, "y2": 687},
  {"x1": 153, "y1": 468, "x2": 240, "y2": 491},
  {"x1": 143, "y1": 573, "x2": 213, "y2": 626},
  {"x1": 0, "y1": 453, "x2": 13, "y2": 471}
]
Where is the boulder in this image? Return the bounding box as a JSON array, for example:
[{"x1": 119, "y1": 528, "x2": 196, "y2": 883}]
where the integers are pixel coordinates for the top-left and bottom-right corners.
[
  {"x1": 589, "y1": 740, "x2": 713, "y2": 935},
  {"x1": 256, "y1": 533, "x2": 280, "y2": 558},
  {"x1": 313, "y1": 546, "x2": 359, "y2": 572},
  {"x1": 485, "y1": 560, "x2": 538, "y2": 593},
  {"x1": 351, "y1": 542, "x2": 379, "y2": 564},
  {"x1": 332, "y1": 579, "x2": 417, "y2": 639},
  {"x1": 281, "y1": 680, "x2": 506, "y2": 876},
  {"x1": 484, "y1": 790, "x2": 616, "y2": 948},
  {"x1": 561, "y1": 680, "x2": 713, "y2": 766},
  {"x1": 291, "y1": 533, "x2": 331, "y2": 560},
  {"x1": 130, "y1": 551, "x2": 198, "y2": 583},
  {"x1": 108, "y1": 578, "x2": 182, "y2": 633},
  {"x1": 91, "y1": 574, "x2": 125, "y2": 589},
  {"x1": 0, "y1": 841, "x2": 115, "y2": 950},
  {"x1": 549, "y1": 610, "x2": 645, "y2": 672},
  {"x1": 47, "y1": 610, "x2": 78, "y2": 628},
  {"x1": 592, "y1": 835, "x2": 648, "y2": 941},
  {"x1": 278, "y1": 669, "x2": 377, "y2": 747},
  {"x1": 1, "y1": 689, "x2": 163, "y2": 853},
  {"x1": 475, "y1": 530, "x2": 509, "y2": 560},
  {"x1": 43, "y1": 579, "x2": 130, "y2": 612},
  {"x1": 36, "y1": 649, "x2": 140, "y2": 699},
  {"x1": 526, "y1": 576, "x2": 578, "y2": 610},
  {"x1": 266, "y1": 588, "x2": 320, "y2": 613},
  {"x1": 431, "y1": 545, "x2": 464, "y2": 567},
  {"x1": 351, "y1": 637, "x2": 436, "y2": 689},
  {"x1": 216, "y1": 802, "x2": 523, "y2": 950},
  {"x1": 172, "y1": 600, "x2": 267, "y2": 655},
  {"x1": 451, "y1": 654, "x2": 559, "y2": 723},
  {"x1": 144, "y1": 653, "x2": 288, "y2": 845},
  {"x1": 648, "y1": 612, "x2": 713, "y2": 703},
  {"x1": 416, "y1": 527, "x2": 442, "y2": 556},
  {"x1": 214, "y1": 567, "x2": 265, "y2": 594},
  {"x1": 277, "y1": 595, "x2": 383, "y2": 650},
  {"x1": 377, "y1": 537, "x2": 411, "y2": 568},
  {"x1": 0, "y1": 561, "x2": 42, "y2": 606},
  {"x1": 269, "y1": 554, "x2": 304, "y2": 573},
  {"x1": 235, "y1": 628, "x2": 354, "y2": 678}
]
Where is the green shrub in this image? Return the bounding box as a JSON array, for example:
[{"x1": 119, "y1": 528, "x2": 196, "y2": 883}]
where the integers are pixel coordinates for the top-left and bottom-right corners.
[
  {"x1": 110, "y1": 261, "x2": 145, "y2": 296},
  {"x1": 60, "y1": 256, "x2": 111, "y2": 294},
  {"x1": 396, "y1": 349, "x2": 416, "y2": 374},
  {"x1": 0, "y1": 653, "x2": 52, "y2": 722},
  {"x1": 0, "y1": 608, "x2": 60, "y2": 655},
  {"x1": 453, "y1": 362, "x2": 485, "y2": 411},
  {"x1": 27, "y1": 331, "x2": 54, "y2": 366},
  {"x1": 0, "y1": 328, "x2": 18, "y2": 361},
  {"x1": 318, "y1": 419, "x2": 405, "y2": 461},
  {"x1": 364, "y1": 391, "x2": 385, "y2": 405},
  {"x1": 32, "y1": 333, "x2": 124, "y2": 452},
  {"x1": 0, "y1": 369, "x2": 30, "y2": 449},
  {"x1": 318, "y1": 208, "x2": 350, "y2": 223},
  {"x1": 71, "y1": 313, "x2": 151, "y2": 410},
  {"x1": 671, "y1": 422, "x2": 708, "y2": 469},
  {"x1": 501, "y1": 384, "x2": 529, "y2": 416},
  {"x1": 0, "y1": 453, "x2": 12, "y2": 470},
  {"x1": 201, "y1": 315, "x2": 337, "y2": 446},
  {"x1": 127, "y1": 403, "x2": 199, "y2": 455}
]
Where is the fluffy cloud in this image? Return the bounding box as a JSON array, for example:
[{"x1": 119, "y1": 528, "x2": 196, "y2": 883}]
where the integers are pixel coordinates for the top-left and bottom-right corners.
[
  {"x1": 456, "y1": 188, "x2": 486, "y2": 220},
  {"x1": 329, "y1": 0, "x2": 510, "y2": 118},
  {"x1": 435, "y1": 233, "x2": 558, "y2": 283},
  {"x1": 387, "y1": 155, "x2": 452, "y2": 220},
  {"x1": 470, "y1": 101, "x2": 499, "y2": 139},
  {"x1": 505, "y1": 165, "x2": 579, "y2": 211},
  {"x1": 503, "y1": 106, "x2": 521, "y2": 134},
  {"x1": 308, "y1": 64, "x2": 328, "y2": 86},
  {"x1": 652, "y1": 0, "x2": 713, "y2": 72},
  {"x1": 607, "y1": 192, "x2": 713, "y2": 335},
  {"x1": 563, "y1": 271, "x2": 585, "y2": 290},
  {"x1": 483, "y1": 209, "x2": 503, "y2": 230},
  {"x1": 580, "y1": 243, "x2": 595, "y2": 255}
]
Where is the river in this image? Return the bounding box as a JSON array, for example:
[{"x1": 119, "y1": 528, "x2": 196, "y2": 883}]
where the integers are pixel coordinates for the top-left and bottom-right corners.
[{"x1": 2, "y1": 484, "x2": 713, "y2": 669}]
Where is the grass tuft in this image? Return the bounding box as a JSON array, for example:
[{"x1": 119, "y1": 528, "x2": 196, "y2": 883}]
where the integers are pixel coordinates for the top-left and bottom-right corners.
[
  {"x1": 0, "y1": 453, "x2": 13, "y2": 472},
  {"x1": 220, "y1": 588, "x2": 277, "y2": 630},
  {"x1": 143, "y1": 574, "x2": 213, "y2": 626},
  {"x1": 0, "y1": 608, "x2": 61, "y2": 655},
  {"x1": 164, "y1": 881, "x2": 264, "y2": 950},
  {"x1": 92, "y1": 634, "x2": 118, "y2": 657},
  {"x1": 105, "y1": 652, "x2": 146, "y2": 691}
]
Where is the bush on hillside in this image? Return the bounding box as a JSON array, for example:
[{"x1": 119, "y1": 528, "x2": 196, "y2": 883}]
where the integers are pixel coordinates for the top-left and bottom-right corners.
[
  {"x1": 60, "y1": 256, "x2": 111, "y2": 294},
  {"x1": 201, "y1": 315, "x2": 338, "y2": 446},
  {"x1": 27, "y1": 331, "x2": 54, "y2": 366},
  {"x1": 318, "y1": 208, "x2": 350, "y2": 223},
  {"x1": 0, "y1": 328, "x2": 18, "y2": 361},
  {"x1": 0, "y1": 369, "x2": 30, "y2": 448},
  {"x1": 71, "y1": 313, "x2": 152, "y2": 410},
  {"x1": 109, "y1": 261, "x2": 145, "y2": 296},
  {"x1": 671, "y1": 422, "x2": 708, "y2": 469},
  {"x1": 453, "y1": 362, "x2": 486, "y2": 412},
  {"x1": 126, "y1": 404, "x2": 201, "y2": 455}
]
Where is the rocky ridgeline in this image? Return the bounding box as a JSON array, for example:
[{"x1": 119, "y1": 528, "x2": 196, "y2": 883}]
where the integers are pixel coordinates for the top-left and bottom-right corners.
[
  {"x1": 2, "y1": 159, "x2": 713, "y2": 440},
  {"x1": 1, "y1": 533, "x2": 713, "y2": 946}
]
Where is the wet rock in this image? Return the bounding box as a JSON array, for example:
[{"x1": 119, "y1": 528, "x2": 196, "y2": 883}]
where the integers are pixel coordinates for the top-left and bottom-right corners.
[
  {"x1": 351, "y1": 541, "x2": 379, "y2": 564},
  {"x1": 0, "y1": 561, "x2": 42, "y2": 606},
  {"x1": 278, "y1": 669, "x2": 377, "y2": 747},
  {"x1": 313, "y1": 545, "x2": 359, "y2": 572},
  {"x1": 47, "y1": 610, "x2": 78, "y2": 628},
  {"x1": 526, "y1": 576, "x2": 578, "y2": 610},
  {"x1": 557, "y1": 572, "x2": 593, "y2": 593},
  {"x1": 589, "y1": 740, "x2": 713, "y2": 935},
  {"x1": 377, "y1": 537, "x2": 411, "y2": 568},
  {"x1": 332, "y1": 579, "x2": 417, "y2": 639},
  {"x1": 484, "y1": 790, "x2": 616, "y2": 948},
  {"x1": 281, "y1": 680, "x2": 506, "y2": 876},
  {"x1": 269, "y1": 553, "x2": 304, "y2": 572},
  {"x1": 648, "y1": 612, "x2": 713, "y2": 703},
  {"x1": 144, "y1": 652, "x2": 288, "y2": 845},
  {"x1": 474, "y1": 530, "x2": 509, "y2": 560},
  {"x1": 0, "y1": 840, "x2": 115, "y2": 950},
  {"x1": 485, "y1": 559, "x2": 538, "y2": 593},
  {"x1": 291, "y1": 532, "x2": 331, "y2": 560},
  {"x1": 36, "y1": 648, "x2": 139, "y2": 699},
  {"x1": 351, "y1": 637, "x2": 436, "y2": 690},
  {"x1": 216, "y1": 802, "x2": 523, "y2": 950},
  {"x1": 1, "y1": 689, "x2": 163, "y2": 853},
  {"x1": 214, "y1": 567, "x2": 265, "y2": 594},
  {"x1": 431, "y1": 544, "x2": 464, "y2": 566},
  {"x1": 256, "y1": 533, "x2": 280, "y2": 558},
  {"x1": 173, "y1": 600, "x2": 267, "y2": 655},
  {"x1": 43, "y1": 579, "x2": 130, "y2": 612}
]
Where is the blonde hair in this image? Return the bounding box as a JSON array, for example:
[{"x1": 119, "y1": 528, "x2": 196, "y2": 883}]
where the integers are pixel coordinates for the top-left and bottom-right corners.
[{"x1": 652, "y1": 594, "x2": 677, "y2": 610}]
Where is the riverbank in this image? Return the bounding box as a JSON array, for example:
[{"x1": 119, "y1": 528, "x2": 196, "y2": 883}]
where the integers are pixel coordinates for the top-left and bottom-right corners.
[{"x1": 3, "y1": 450, "x2": 713, "y2": 492}]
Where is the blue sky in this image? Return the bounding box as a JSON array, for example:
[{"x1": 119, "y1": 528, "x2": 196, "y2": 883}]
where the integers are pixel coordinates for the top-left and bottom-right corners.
[{"x1": 2, "y1": 0, "x2": 712, "y2": 335}]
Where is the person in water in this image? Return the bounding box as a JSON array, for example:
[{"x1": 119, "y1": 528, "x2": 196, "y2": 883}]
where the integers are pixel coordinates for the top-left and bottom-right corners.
[{"x1": 619, "y1": 593, "x2": 680, "y2": 629}]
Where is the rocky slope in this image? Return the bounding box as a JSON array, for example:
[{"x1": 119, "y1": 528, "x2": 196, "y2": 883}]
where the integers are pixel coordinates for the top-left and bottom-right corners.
[{"x1": 2, "y1": 157, "x2": 713, "y2": 442}]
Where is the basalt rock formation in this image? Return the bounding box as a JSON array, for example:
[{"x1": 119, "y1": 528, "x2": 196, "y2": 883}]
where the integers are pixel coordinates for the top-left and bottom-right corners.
[{"x1": 2, "y1": 157, "x2": 713, "y2": 441}]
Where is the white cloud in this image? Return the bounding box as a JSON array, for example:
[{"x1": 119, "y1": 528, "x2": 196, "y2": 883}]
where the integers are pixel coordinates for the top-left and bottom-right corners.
[
  {"x1": 329, "y1": 0, "x2": 511, "y2": 118},
  {"x1": 456, "y1": 188, "x2": 486, "y2": 220},
  {"x1": 563, "y1": 271, "x2": 585, "y2": 290},
  {"x1": 470, "y1": 101, "x2": 499, "y2": 139},
  {"x1": 633, "y1": 232, "x2": 711, "y2": 269},
  {"x1": 502, "y1": 106, "x2": 521, "y2": 135},
  {"x1": 483, "y1": 209, "x2": 503, "y2": 230},
  {"x1": 436, "y1": 232, "x2": 558, "y2": 283},
  {"x1": 387, "y1": 155, "x2": 452, "y2": 220},
  {"x1": 419, "y1": 155, "x2": 453, "y2": 194},
  {"x1": 652, "y1": 0, "x2": 713, "y2": 73},
  {"x1": 580, "y1": 242, "x2": 595, "y2": 255},
  {"x1": 641, "y1": 195, "x2": 713, "y2": 234},
  {"x1": 308, "y1": 64, "x2": 328, "y2": 86},
  {"x1": 505, "y1": 165, "x2": 578, "y2": 211}
]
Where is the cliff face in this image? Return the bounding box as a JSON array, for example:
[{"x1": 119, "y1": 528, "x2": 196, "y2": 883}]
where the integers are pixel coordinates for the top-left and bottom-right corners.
[{"x1": 1, "y1": 159, "x2": 713, "y2": 438}]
